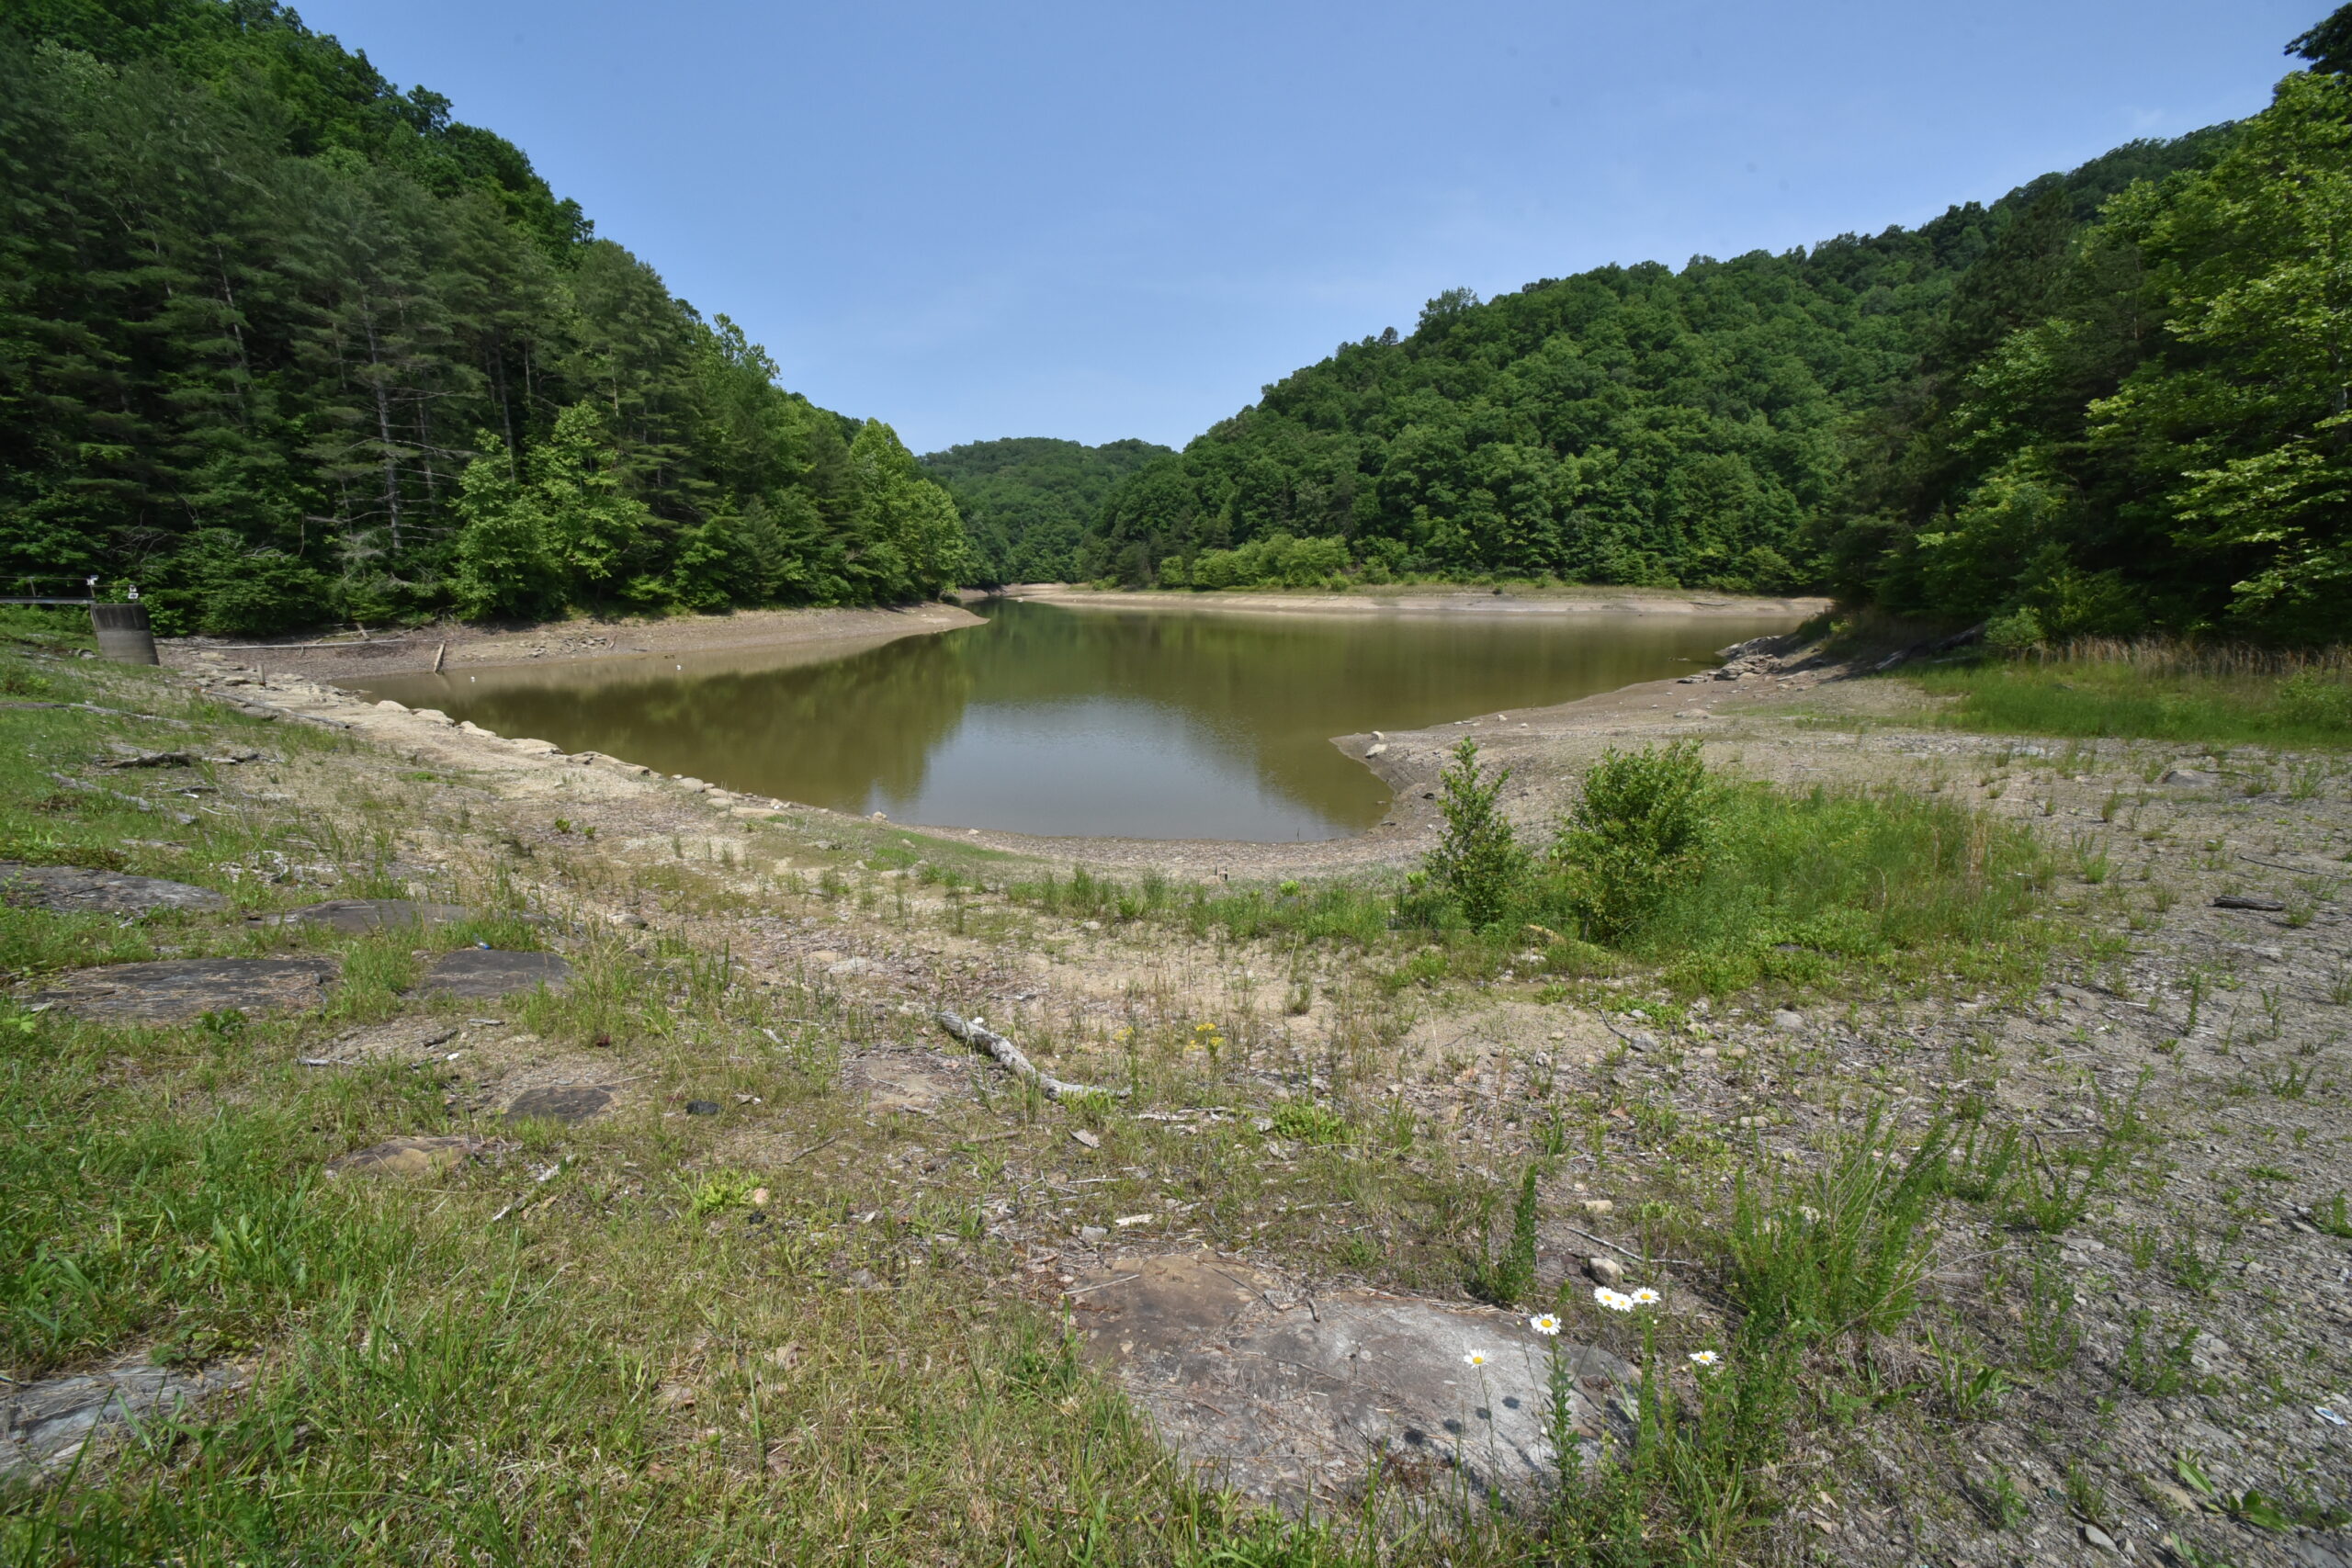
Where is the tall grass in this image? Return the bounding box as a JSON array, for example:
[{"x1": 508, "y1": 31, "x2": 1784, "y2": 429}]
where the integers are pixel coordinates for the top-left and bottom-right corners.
[{"x1": 1910, "y1": 639, "x2": 2352, "y2": 749}]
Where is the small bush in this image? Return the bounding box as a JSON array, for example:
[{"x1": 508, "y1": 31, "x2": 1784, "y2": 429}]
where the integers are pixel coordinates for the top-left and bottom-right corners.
[
  {"x1": 1421, "y1": 739, "x2": 1528, "y2": 929},
  {"x1": 1553, "y1": 740, "x2": 1716, "y2": 941}
]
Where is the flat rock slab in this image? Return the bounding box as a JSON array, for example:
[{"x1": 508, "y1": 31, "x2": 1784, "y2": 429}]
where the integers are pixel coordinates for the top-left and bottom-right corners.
[
  {"x1": 1072, "y1": 1254, "x2": 1631, "y2": 1512},
  {"x1": 326, "y1": 1134, "x2": 486, "y2": 1179},
  {"x1": 0, "y1": 862, "x2": 228, "y2": 916},
  {"x1": 418, "y1": 949, "x2": 571, "y2": 999},
  {"x1": 843, "y1": 1049, "x2": 970, "y2": 1115},
  {"x1": 1, "y1": 1358, "x2": 249, "y2": 1480},
  {"x1": 282, "y1": 898, "x2": 472, "y2": 932},
  {"x1": 503, "y1": 1085, "x2": 613, "y2": 1124},
  {"x1": 29, "y1": 957, "x2": 337, "y2": 1022}
]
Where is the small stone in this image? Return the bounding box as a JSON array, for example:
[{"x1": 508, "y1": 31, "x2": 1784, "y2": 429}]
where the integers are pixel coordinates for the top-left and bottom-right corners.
[
  {"x1": 685, "y1": 1100, "x2": 720, "y2": 1116},
  {"x1": 1081, "y1": 919, "x2": 1102, "y2": 932},
  {"x1": 1771, "y1": 1010, "x2": 1804, "y2": 1032},
  {"x1": 1586, "y1": 1257, "x2": 1624, "y2": 1287},
  {"x1": 1363, "y1": 742, "x2": 1387, "y2": 757},
  {"x1": 1076, "y1": 1225, "x2": 1108, "y2": 1244},
  {"x1": 2082, "y1": 1523, "x2": 2118, "y2": 1551},
  {"x1": 1071, "y1": 1128, "x2": 1102, "y2": 1149},
  {"x1": 503, "y1": 1086, "x2": 614, "y2": 1124},
  {"x1": 2212, "y1": 895, "x2": 2285, "y2": 911},
  {"x1": 749, "y1": 1188, "x2": 770, "y2": 1207},
  {"x1": 1579, "y1": 1199, "x2": 1614, "y2": 1217},
  {"x1": 656, "y1": 1382, "x2": 696, "y2": 1410},
  {"x1": 374, "y1": 699, "x2": 408, "y2": 712}
]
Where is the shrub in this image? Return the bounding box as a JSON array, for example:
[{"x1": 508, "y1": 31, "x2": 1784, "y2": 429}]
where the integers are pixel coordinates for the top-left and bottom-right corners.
[
  {"x1": 1421, "y1": 739, "x2": 1528, "y2": 928},
  {"x1": 1553, "y1": 741, "x2": 1716, "y2": 941}
]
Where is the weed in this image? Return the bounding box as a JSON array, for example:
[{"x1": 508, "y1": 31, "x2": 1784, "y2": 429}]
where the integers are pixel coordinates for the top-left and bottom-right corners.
[
  {"x1": 2019, "y1": 1247, "x2": 2082, "y2": 1371},
  {"x1": 1420, "y1": 739, "x2": 1528, "y2": 929},
  {"x1": 2313, "y1": 1191, "x2": 2352, "y2": 1239},
  {"x1": 1720, "y1": 1108, "x2": 1949, "y2": 1338},
  {"x1": 1269, "y1": 1101, "x2": 1351, "y2": 1146},
  {"x1": 2120, "y1": 1311, "x2": 2213, "y2": 1396},
  {"x1": 1465, "y1": 1166, "x2": 1541, "y2": 1306},
  {"x1": 1922, "y1": 1322, "x2": 2010, "y2": 1418}
]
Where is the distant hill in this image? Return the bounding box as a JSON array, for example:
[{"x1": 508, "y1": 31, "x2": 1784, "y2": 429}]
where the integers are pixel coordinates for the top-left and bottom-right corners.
[{"x1": 921, "y1": 437, "x2": 1170, "y2": 585}]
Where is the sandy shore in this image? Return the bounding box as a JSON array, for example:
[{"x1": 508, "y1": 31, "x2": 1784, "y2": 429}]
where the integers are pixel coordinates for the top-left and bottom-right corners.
[{"x1": 156, "y1": 603, "x2": 984, "y2": 685}]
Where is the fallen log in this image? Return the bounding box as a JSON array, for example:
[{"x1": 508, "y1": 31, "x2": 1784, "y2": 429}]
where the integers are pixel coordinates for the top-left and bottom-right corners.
[{"x1": 936, "y1": 1010, "x2": 1129, "y2": 1100}]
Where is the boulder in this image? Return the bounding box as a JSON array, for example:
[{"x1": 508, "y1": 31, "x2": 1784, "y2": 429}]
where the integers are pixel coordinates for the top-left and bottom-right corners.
[
  {"x1": 28, "y1": 956, "x2": 335, "y2": 1022},
  {"x1": 1070, "y1": 1253, "x2": 1631, "y2": 1512},
  {"x1": 0, "y1": 862, "x2": 228, "y2": 916}
]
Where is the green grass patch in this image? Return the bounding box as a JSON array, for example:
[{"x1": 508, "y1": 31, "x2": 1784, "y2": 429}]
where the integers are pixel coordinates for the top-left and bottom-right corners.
[{"x1": 1907, "y1": 643, "x2": 2352, "y2": 749}]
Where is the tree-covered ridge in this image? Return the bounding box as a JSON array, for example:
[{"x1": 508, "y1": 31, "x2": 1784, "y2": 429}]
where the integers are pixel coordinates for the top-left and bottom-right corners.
[
  {"x1": 920, "y1": 437, "x2": 1170, "y2": 585},
  {"x1": 0, "y1": 0, "x2": 972, "y2": 634},
  {"x1": 1838, "y1": 34, "x2": 2352, "y2": 644},
  {"x1": 1084, "y1": 131, "x2": 2224, "y2": 597}
]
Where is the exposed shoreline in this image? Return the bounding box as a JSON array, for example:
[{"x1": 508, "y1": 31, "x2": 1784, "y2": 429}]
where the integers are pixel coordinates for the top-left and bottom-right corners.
[
  {"x1": 156, "y1": 603, "x2": 985, "y2": 687},
  {"x1": 167, "y1": 596, "x2": 1831, "y2": 880},
  {"x1": 998, "y1": 584, "x2": 1830, "y2": 620}
]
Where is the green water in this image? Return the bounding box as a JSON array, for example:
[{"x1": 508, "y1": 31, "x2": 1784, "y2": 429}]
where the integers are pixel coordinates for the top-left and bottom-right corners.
[{"x1": 360, "y1": 600, "x2": 1796, "y2": 841}]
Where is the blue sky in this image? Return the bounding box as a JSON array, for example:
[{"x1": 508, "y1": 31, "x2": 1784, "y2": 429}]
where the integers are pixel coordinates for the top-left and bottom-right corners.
[{"x1": 300, "y1": 0, "x2": 2320, "y2": 454}]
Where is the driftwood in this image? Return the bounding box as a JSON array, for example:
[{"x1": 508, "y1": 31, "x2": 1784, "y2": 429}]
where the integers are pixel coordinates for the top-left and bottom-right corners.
[{"x1": 936, "y1": 1010, "x2": 1129, "y2": 1100}]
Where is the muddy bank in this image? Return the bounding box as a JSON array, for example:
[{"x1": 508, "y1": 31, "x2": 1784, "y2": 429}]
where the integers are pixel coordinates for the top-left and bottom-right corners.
[
  {"x1": 1000, "y1": 584, "x2": 1828, "y2": 620},
  {"x1": 156, "y1": 603, "x2": 983, "y2": 686}
]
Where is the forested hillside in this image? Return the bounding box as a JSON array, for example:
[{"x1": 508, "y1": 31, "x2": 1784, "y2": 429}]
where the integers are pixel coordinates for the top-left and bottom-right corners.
[
  {"x1": 1083, "y1": 133, "x2": 2222, "y2": 598},
  {"x1": 1083, "y1": 6, "x2": 2352, "y2": 642},
  {"x1": 920, "y1": 437, "x2": 1168, "y2": 585},
  {"x1": 0, "y1": 0, "x2": 972, "y2": 635},
  {"x1": 1838, "y1": 10, "x2": 2352, "y2": 644}
]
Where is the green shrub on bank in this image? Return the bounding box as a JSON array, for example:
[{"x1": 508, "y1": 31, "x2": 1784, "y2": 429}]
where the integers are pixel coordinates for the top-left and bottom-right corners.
[{"x1": 1417, "y1": 740, "x2": 2056, "y2": 996}]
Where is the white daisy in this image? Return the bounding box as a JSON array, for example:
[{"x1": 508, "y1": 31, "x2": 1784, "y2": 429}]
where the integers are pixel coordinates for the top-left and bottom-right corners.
[
  {"x1": 1688, "y1": 1349, "x2": 1722, "y2": 1370},
  {"x1": 1529, "y1": 1314, "x2": 1562, "y2": 1337},
  {"x1": 1629, "y1": 1287, "x2": 1661, "y2": 1307},
  {"x1": 1593, "y1": 1287, "x2": 1634, "y2": 1312},
  {"x1": 1463, "y1": 1348, "x2": 1490, "y2": 1368}
]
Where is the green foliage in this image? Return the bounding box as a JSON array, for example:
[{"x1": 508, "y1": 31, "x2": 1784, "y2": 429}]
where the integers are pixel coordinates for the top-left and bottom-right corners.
[
  {"x1": 1082, "y1": 133, "x2": 2218, "y2": 595},
  {"x1": 1465, "y1": 1166, "x2": 1541, "y2": 1306},
  {"x1": 920, "y1": 437, "x2": 1170, "y2": 585},
  {"x1": 1912, "y1": 651, "x2": 2352, "y2": 749},
  {"x1": 1846, "y1": 62, "x2": 2352, "y2": 641},
  {"x1": 1720, "y1": 1109, "x2": 1950, "y2": 1339},
  {"x1": 1268, "y1": 1102, "x2": 1351, "y2": 1146},
  {"x1": 0, "y1": 6, "x2": 974, "y2": 631},
  {"x1": 1421, "y1": 739, "x2": 1529, "y2": 929},
  {"x1": 1553, "y1": 741, "x2": 1715, "y2": 942}
]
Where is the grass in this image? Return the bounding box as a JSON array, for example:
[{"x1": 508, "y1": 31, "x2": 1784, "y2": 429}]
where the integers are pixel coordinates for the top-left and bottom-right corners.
[
  {"x1": 1907, "y1": 640, "x2": 2352, "y2": 750},
  {"x1": 0, "y1": 623, "x2": 2330, "y2": 1566},
  {"x1": 1005, "y1": 745, "x2": 2067, "y2": 1010}
]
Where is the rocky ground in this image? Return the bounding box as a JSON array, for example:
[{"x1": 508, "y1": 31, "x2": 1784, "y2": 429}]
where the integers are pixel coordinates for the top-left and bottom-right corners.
[{"x1": 3, "y1": 613, "x2": 2346, "y2": 1564}]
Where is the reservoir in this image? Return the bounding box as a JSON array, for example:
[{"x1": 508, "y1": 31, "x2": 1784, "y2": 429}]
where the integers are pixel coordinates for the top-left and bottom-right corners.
[{"x1": 358, "y1": 599, "x2": 1799, "y2": 841}]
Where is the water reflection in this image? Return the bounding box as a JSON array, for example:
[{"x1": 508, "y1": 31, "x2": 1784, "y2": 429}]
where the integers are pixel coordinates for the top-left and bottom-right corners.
[{"x1": 360, "y1": 600, "x2": 1797, "y2": 840}]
